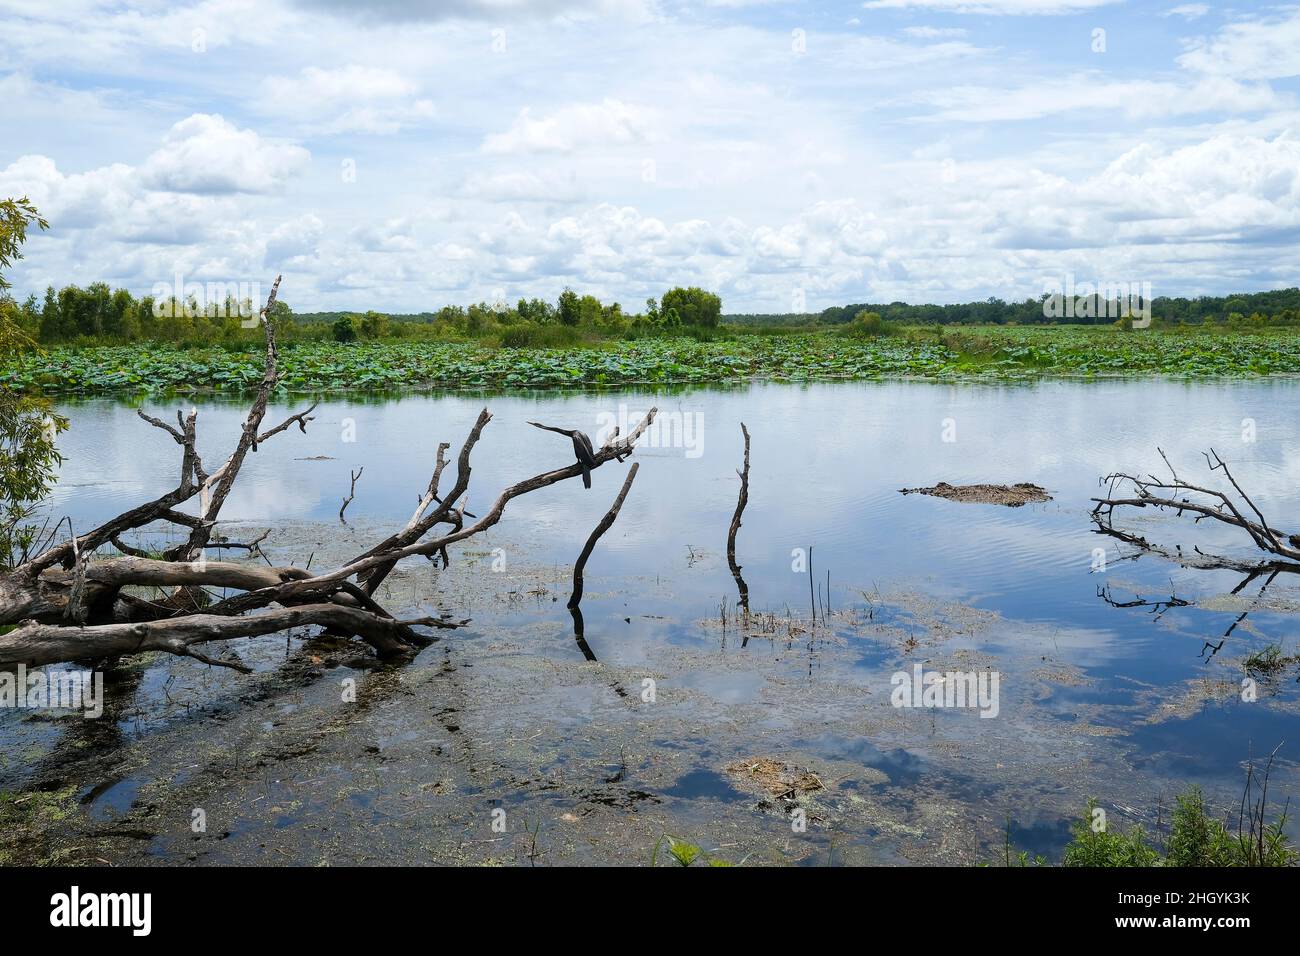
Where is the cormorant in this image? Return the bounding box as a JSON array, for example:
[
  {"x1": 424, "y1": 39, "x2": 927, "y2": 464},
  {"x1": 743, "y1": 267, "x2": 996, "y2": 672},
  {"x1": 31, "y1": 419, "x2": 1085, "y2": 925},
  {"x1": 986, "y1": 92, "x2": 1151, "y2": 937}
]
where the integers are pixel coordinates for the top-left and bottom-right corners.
[{"x1": 528, "y1": 422, "x2": 598, "y2": 488}]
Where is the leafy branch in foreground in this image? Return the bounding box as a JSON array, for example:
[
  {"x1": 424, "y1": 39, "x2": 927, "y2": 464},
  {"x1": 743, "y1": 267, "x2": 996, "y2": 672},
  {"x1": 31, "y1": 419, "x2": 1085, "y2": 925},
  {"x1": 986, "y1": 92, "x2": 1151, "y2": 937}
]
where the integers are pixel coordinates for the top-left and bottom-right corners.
[
  {"x1": 0, "y1": 197, "x2": 65, "y2": 568},
  {"x1": 0, "y1": 197, "x2": 47, "y2": 296}
]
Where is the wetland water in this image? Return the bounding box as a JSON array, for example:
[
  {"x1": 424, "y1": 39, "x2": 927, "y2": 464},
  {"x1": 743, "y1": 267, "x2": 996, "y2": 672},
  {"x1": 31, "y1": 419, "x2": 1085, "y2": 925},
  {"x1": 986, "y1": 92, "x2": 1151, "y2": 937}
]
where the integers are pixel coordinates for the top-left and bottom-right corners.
[{"x1": 5, "y1": 378, "x2": 1299, "y2": 864}]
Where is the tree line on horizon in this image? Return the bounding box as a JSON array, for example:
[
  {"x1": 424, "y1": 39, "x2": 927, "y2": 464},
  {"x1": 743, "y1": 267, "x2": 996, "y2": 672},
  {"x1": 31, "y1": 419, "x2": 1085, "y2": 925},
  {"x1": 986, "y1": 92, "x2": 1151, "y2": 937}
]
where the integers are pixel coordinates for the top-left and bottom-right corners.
[
  {"x1": 0, "y1": 283, "x2": 723, "y2": 347},
  {"x1": 4, "y1": 280, "x2": 1300, "y2": 347},
  {"x1": 730, "y1": 288, "x2": 1300, "y2": 328}
]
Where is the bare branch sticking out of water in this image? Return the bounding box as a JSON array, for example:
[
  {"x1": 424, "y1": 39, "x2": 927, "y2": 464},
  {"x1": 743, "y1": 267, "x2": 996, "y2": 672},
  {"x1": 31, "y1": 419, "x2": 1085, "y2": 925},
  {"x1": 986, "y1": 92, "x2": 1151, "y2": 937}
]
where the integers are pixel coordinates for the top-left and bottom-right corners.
[
  {"x1": 339, "y1": 467, "x2": 364, "y2": 524},
  {"x1": 727, "y1": 423, "x2": 751, "y2": 620},
  {"x1": 1092, "y1": 448, "x2": 1300, "y2": 564},
  {"x1": 0, "y1": 277, "x2": 657, "y2": 677},
  {"x1": 568, "y1": 462, "x2": 640, "y2": 609}
]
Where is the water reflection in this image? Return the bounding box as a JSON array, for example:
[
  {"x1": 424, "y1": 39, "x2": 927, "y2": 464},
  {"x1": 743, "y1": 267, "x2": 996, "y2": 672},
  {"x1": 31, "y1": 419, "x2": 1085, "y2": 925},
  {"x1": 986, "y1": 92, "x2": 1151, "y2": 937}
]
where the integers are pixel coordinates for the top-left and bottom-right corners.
[{"x1": 16, "y1": 378, "x2": 1300, "y2": 835}]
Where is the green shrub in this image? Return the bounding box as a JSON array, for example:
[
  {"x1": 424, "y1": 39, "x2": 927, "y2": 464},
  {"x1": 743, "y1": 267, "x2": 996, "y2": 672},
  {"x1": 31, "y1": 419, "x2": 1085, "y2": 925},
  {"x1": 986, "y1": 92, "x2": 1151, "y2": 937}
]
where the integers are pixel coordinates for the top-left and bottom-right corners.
[
  {"x1": 1061, "y1": 785, "x2": 1297, "y2": 867},
  {"x1": 331, "y1": 315, "x2": 358, "y2": 343},
  {"x1": 843, "y1": 309, "x2": 886, "y2": 338},
  {"x1": 1164, "y1": 787, "x2": 1238, "y2": 866},
  {"x1": 1062, "y1": 801, "x2": 1162, "y2": 867}
]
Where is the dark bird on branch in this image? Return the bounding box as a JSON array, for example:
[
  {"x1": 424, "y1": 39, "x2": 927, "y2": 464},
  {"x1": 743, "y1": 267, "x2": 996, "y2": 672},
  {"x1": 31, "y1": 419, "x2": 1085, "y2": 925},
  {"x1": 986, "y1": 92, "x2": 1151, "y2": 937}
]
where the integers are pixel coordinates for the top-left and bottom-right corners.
[{"x1": 529, "y1": 422, "x2": 598, "y2": 488}]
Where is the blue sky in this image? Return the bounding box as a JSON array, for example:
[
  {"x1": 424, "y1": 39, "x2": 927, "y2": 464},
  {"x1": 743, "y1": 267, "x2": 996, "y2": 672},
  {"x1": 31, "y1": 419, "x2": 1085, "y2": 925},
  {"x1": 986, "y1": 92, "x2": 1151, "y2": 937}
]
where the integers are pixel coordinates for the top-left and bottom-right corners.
[{"x1": 1, "y1": 0, "x2": 1298, "y2": 313}]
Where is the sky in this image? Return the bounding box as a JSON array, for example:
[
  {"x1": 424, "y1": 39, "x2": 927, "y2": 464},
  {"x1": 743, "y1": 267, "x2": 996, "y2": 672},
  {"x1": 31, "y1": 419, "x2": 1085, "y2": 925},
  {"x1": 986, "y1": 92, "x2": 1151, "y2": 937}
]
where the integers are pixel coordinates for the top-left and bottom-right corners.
[{"x1": 1, "y1": 0, "x2": 1298, "y2": 314}]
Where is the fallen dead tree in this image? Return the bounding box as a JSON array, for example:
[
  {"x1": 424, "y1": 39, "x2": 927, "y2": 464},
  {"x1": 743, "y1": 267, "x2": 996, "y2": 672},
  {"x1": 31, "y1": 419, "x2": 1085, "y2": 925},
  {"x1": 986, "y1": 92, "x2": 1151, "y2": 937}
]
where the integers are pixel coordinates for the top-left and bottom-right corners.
[
  {"x1": 1091, "y1": 447, "x2": 1300, "y2": 568},
  {"x1": 0, "y1": 277, "x2": 656, "y2": 673}
]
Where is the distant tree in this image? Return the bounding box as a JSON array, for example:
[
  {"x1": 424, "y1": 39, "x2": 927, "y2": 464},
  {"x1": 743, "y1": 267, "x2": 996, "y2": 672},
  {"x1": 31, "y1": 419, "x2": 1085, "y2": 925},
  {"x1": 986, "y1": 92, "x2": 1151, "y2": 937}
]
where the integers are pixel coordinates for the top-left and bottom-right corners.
[
  {"x1": 557, "y1": 288, "x2": 580, "y2": 326},
  {"x1": 851, "y1": 309, "x2": 884, "y2": 336},
  {"x1": 358, "y1": 310, "x2": 389, "y2": 339},
  {"x1": 432, "y1": 305, "x2": 466, "y2": 330},
  {"x1": 660, "y1": 286, "x2": 721, "y2": 327},
  {"x1": 110, "y1": 287, "x2": 138, "y2": 338},
  {"x1": 466, "y1": 302, "x2": 494, "y2": 334},
  {"x1": 332, "y1": 315, "x2": 358, "y2": 342},
  {"x1": 16, "y1": 293, "x2": 40, "y2": 339},
  {"x1": 38, "y1": 286, "x2": 61, "y2": 342},
  {"x1": 516, "y1": 297, "x2": 555, "y2": 324},
  {"x1": 577, "y1": 294, "x2": 603, "y2": 325}
]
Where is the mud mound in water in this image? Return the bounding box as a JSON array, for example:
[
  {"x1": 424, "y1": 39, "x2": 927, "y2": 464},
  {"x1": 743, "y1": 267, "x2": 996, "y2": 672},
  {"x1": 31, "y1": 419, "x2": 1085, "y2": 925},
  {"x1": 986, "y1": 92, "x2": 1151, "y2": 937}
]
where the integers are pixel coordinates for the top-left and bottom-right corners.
[
  {"x1": 899, "y1": 481, "x2": 1051, "y2": 507},
  {"x1": 725, "y1": 758, "x2": 824, "y2": 800}
]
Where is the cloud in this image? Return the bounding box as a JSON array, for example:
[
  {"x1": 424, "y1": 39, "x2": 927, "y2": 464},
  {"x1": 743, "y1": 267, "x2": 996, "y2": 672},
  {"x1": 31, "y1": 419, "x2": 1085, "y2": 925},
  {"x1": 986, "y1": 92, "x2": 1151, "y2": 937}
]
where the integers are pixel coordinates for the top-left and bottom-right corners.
[
  {"x1": 0, "y1": 154, "x2": 133, "y2": 232},
  {"x1": 141, "y1": 114, "x2": 310, "y2": 193},
  {"x1": 1085, "y1": 134, "x2": 1300, "y2": 240},
  {"x1": 901, "y1": 132, "x2": 1300, "y2": 267},
  {"x1": 0, "y1": 0, "x2": 299, "y2": 69},
  {"x1": 862, "y1": 0, "x2": 1118, "y2": 13},
  {"x1": 902, "y1": 26, "x2": 969, "y2": 37},
  {"x1": 261, "y1": 66, "x2": 434, "y2": 134},
  {"x1": 1177, "y1": 8, "x2": 1300, "y2": 80},
  {"x1": 4, "y1": 0, "x2": 1300, "y2": 311},
  {"x1": 265, "y1": 214, "x2": 325, "y2": 265},
  {"x1": 1163, "y1": 4, "x2": 1209, "y2": 19},
  {"x1": 462, "y1": 169, "x2": 586, "y2": 202},
  {"x1": 482, "y1": 99, "x2": 655, "y2": 154},
  {"x1": 919, "y1": 74, "x2": 1285, "y2": 122},
  {"x1": 0, "y1": 71, "x2": 119, "y2": 125},
  {"x1": 291, "y1": 0, "x2": 655, "y2": 23},
  {"x1": 263, "y1": 65, "x2": 413, "y2": 107}
]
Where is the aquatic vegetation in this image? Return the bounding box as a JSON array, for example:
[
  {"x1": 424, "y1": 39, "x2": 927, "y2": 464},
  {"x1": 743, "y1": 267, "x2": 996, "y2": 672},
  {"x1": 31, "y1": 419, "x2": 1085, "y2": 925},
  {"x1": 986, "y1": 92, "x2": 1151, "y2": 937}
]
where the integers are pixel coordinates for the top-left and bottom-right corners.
[
  {"x1": 5, "y1": 326, "x2": 1300, "y2": 396},
  {"x1": 1243, "y1": 644, "x2": 1299, "y2": 677},
  {"x1": 0, "y1": 784, "x2": 80, "y2": 865},
  {"x1": 653, "y1": 835, "x2": 737, "y2": 867},
  {"x1": 1061, "y1": 787, "x2": 1296, "y2": 867},
  {"x1": 1060, "y1": 800, "x2": 1164, "y2": 867}
]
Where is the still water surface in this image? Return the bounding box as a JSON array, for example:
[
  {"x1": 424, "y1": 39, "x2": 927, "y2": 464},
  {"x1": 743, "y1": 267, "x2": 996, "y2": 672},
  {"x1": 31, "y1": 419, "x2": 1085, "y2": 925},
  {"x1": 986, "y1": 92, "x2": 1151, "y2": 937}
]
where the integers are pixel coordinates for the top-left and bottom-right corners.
[{"x1": 10, "y1": 378, "x2": 1300, "y2": 862}]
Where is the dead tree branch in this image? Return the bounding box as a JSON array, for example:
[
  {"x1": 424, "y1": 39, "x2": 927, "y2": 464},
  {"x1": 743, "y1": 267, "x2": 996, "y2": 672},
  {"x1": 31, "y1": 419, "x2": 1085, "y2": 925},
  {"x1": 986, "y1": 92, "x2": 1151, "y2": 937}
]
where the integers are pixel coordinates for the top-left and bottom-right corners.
[
  {"x1": 726, "y1": 422, "x2": 751, "y2": 616},
  {"x1": 1092, "y1": 447, "x2": 1300, "y2": 565},
  {"x1": 0, "y1": 602, "x2": 429, "y2": 670},
  {"x1": 568, "y1": 462, "x2": 639, "y2": 609},
  {"x1": 339, "y1": 467, "x2": 364, "y2": 523},
  {"x1": 0, "y1": 287, "x2": 659, "y2": 677}
]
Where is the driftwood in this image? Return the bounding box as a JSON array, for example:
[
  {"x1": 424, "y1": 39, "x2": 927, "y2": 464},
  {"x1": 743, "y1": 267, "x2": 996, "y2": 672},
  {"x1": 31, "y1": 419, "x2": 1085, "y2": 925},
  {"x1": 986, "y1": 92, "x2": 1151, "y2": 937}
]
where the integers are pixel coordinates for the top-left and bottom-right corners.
[
  {"x1": 1092, "y1": 448, "x2": 1300, "y2": 565},
  {"x1": 0, "y1": 278, "x2": 658, "y2": 674}
]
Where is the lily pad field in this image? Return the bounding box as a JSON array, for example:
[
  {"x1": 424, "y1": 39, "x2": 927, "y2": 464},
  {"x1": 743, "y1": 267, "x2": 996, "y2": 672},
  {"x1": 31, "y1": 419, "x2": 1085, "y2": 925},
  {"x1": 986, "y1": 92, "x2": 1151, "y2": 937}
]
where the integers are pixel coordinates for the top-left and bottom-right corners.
[{"x1": 6, "y1": 326, "x2": 1300, "y2": 396}]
